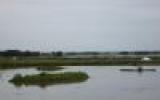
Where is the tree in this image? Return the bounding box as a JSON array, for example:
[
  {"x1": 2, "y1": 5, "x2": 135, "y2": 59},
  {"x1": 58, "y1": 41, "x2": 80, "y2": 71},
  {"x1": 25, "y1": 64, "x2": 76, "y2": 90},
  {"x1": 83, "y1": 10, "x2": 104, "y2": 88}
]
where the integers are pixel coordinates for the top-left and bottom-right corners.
[{"x1": 55, "y1": 51, "x2": 63, "y2": 57}]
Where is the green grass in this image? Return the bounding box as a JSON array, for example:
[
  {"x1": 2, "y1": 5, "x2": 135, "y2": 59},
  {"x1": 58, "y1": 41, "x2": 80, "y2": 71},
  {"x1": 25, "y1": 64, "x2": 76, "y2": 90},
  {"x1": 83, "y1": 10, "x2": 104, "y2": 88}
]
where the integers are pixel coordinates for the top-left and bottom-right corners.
[
  {"x1": 1, "y1": 57, "x2": 160, "y2": 69},
  {"x1": 36, "y1": 66, "x2": 64, "y2": 71},
  {"x1": 9, "y1": 72, "x2": 89, "y2": 87}
]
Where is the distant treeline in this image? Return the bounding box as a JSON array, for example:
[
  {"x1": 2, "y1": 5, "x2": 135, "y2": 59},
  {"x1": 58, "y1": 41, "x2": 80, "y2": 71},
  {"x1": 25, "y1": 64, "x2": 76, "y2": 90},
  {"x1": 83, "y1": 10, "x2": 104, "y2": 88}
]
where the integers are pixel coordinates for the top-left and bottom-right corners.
[
  {"x1": 0, "y1": 50, "x2": 160, "y2": 57},
  {"x1": 66, "y1": 51, "x2": 160, "y2": 55},
  {"x1": 118, "y1": 51, "x2": 160, "y2": 55},
  {"x1": 0, "y1": 50, "x2": 40, "y2": 57},
  {"x1": 0, "y1": 50, "x2": 63, "y2": 57}
]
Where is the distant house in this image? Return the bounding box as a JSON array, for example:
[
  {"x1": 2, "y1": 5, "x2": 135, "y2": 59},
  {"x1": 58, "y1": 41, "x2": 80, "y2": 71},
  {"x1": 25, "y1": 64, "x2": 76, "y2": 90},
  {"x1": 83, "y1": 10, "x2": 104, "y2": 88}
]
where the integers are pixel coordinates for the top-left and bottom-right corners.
[
  {"x1": 12, "y1": 56, "x2": 17, "y2": 61},
  {"x1": 141, "y1": 57, "x2": 152, "y2": 61}
]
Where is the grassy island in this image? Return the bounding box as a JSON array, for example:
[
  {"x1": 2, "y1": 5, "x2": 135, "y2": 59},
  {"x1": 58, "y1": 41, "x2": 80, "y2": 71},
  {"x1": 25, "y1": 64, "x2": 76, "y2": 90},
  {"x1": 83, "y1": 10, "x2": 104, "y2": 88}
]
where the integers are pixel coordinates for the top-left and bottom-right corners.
[{"x1": 9, "y1": 72, "x2": 89, "y2": 87}]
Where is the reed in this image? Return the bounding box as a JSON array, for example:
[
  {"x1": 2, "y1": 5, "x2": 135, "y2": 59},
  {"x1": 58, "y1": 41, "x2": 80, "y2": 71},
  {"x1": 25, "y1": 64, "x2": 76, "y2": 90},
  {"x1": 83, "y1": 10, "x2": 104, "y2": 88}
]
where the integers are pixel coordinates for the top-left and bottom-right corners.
[{"x1": 9, "y1": 72, "x2": 89, "y2": 87}]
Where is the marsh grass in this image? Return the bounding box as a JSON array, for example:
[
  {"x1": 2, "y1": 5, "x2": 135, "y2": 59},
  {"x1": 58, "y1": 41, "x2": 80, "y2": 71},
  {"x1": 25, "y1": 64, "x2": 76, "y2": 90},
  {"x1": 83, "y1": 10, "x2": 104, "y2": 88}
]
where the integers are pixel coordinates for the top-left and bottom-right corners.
[
  {"x1": 1, "y1": 57, "x2": 160, "y2": 69},
  {"x1": 36, "y1": 66, "x2": 64, "y2": 71},
  {"x1": 9, "y1": 72, "x2": 89, "y2": 87}
]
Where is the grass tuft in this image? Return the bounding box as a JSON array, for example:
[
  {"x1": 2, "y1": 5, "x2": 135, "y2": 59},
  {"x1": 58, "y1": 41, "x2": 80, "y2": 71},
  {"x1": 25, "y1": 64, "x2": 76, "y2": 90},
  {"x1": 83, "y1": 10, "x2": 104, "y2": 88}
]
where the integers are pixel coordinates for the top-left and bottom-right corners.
[{"x1": 9, "y1": 72, "x2": 89, "y2": 87}]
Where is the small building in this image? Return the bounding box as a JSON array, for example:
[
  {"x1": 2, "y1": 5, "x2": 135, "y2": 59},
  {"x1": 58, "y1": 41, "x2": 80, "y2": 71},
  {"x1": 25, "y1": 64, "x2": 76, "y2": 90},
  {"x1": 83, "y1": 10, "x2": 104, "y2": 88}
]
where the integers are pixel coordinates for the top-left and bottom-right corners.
[{"x1": 141, "y1": 57, "x2": 152, "y2": 62}]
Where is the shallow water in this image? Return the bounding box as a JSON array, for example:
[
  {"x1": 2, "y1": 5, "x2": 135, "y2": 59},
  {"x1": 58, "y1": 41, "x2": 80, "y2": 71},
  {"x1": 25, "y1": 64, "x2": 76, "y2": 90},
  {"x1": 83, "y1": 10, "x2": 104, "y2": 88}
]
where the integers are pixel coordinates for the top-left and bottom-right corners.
[{"x1": 0, "y1": 66, "x2": 160, "y2": 100}]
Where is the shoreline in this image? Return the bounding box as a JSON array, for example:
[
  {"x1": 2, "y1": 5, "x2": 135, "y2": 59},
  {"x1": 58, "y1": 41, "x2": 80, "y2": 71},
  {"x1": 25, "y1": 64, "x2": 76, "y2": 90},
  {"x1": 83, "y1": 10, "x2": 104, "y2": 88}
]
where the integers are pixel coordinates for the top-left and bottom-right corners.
[{"x1": 0, "y1": 57, "x2": 160, "y2": 69}]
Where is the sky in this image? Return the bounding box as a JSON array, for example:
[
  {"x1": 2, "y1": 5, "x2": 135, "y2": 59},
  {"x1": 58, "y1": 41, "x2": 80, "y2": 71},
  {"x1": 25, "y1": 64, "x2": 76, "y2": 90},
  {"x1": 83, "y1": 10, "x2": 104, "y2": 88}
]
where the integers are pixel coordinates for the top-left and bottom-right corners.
[{"x1": 0, "y1": 0, "x2": 160, "y2": 51}]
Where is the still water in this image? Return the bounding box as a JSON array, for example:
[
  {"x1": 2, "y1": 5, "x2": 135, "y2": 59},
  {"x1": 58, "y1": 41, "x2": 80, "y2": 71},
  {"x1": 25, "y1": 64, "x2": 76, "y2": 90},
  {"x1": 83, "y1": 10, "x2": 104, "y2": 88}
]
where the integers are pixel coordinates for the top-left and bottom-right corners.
[{"x1": 0, "y1": 66, "x2": 160, "y2": 100}]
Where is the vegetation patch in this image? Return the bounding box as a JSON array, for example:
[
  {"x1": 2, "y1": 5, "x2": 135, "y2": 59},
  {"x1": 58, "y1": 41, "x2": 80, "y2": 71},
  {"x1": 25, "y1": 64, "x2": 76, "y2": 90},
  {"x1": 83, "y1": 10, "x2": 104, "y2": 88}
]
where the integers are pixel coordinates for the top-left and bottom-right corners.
[
  {"x1": 0, "y1": 56, "x2": 160, "y2": 69},
  {"x1": 36, "y1": 66, "x2": 64, "y2": 71},
  {"x1": 9, "y1": 72, "x2": 89, "y2": 87}
]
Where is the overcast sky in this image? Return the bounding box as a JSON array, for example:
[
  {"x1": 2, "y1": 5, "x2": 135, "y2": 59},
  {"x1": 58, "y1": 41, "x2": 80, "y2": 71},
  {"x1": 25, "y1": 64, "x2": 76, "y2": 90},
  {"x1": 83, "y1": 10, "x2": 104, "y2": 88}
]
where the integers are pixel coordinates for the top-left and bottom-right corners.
[{"x1": 0, "y1": 0, "x2": 160, "y2": 51}]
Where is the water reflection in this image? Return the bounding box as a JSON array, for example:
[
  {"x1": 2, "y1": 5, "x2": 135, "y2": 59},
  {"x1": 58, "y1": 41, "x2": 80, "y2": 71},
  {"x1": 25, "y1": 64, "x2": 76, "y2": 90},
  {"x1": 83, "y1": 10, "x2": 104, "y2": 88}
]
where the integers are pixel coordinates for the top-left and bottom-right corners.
[
  {"x1": 119, "y1": 68, "x2": 156, "y2": 73},
  {"x1": 10, "y1": 81, "x2": 53, "y2": 88},
  {"x1": 0, "y1": 71, "x2": 3, "y2": 81},
  {"x1": 0, "y1": 66, "x2": 160, "y2": 100}
]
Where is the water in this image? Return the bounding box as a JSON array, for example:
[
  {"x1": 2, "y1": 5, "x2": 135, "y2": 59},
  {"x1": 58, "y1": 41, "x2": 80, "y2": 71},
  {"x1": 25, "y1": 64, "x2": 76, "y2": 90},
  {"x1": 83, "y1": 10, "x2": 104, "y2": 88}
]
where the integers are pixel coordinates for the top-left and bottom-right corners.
[{"x1": 0, "y1": 66, "x2": 160, "y2": 100}]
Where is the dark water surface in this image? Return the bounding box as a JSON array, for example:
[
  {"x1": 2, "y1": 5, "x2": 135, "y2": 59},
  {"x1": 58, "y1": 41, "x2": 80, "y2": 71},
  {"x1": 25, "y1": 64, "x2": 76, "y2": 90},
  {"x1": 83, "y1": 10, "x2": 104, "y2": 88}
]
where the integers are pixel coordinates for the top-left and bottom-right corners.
[{"x1": 0, "y1": 66, "x2": 160, "y2": 100}]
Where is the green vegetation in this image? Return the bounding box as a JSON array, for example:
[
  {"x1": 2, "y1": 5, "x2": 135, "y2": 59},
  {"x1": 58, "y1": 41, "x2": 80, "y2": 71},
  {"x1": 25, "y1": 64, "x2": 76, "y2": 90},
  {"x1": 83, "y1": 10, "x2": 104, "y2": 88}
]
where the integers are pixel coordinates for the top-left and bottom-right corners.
[
  {"x1": 36, "y1": 66, "x2": 64, "y2": 71},
  {"x1": 9, "y1": 72, "x2": 89, "y2": 87},
  {"x1": 1, "y1": 56, "x2": 160, "y2": 69}
]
